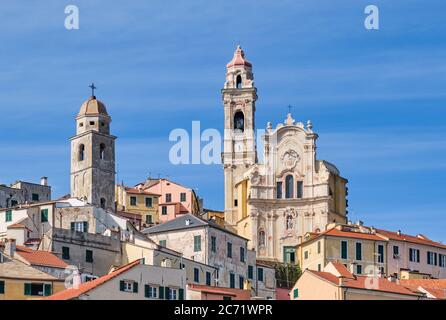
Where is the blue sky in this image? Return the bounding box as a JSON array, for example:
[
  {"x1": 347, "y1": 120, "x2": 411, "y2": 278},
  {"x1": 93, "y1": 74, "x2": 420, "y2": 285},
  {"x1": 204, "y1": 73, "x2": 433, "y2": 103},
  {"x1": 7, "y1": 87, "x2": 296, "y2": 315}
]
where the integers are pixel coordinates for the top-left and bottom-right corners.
[{"x1": 0, "y1": 1, "x2": 445, "y2": 242}]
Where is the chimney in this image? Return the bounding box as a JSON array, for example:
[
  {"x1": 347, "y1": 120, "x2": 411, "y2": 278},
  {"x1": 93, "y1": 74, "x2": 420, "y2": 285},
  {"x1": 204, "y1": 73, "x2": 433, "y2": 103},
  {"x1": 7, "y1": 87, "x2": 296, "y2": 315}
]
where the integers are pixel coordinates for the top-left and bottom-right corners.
[
  {"x1": 355, "y1": 220, "x2": 363, "y2": 227},
  {"x1": 244, "y1": 279, "x2": 252, "y2": 291},
  {"x1": 5, "y1": 239, "x2": 16, "y2": 257},
  {"x1": 185, "y1": 219, "x2": 191, "y2": 226},
  {"x1": 387, "y1": 275, "x2": 396, "y2": 283},
  {"x1": 40, "y1": 177, "x2": 48, "y2": 186},
  {"x1": 338, "y1": 277, "x2": 344, "y2": 286},
  {"x1": 397, "y1": 230, "x2": 401, "y2": 236}
]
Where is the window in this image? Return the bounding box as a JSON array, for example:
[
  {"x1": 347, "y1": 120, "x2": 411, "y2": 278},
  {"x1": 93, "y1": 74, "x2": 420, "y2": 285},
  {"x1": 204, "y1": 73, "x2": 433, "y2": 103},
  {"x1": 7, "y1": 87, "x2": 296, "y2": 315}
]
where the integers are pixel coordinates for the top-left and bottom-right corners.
[
  {"x1": 227, "y1": 242, "x2": 232, "y2": 258},
  {"x1": 233, "y1": 111, "x2": 244, "y2": 132},
  {"x1": 341, "y1": 241, "x2": 348, "y2": 259},
  {"x1": 130, "y1": 196, "x2": 137, "y2": 206},
  {"x1": 89, "y1": 121, "x2": 95, "y2": 126},
  {"x1": 427, "y1": 252, "x2": 438, "y2": 266},
  {"x1": 284, "y1": 247, "x2": 296, "y2": 264},
  {"x1": 318, "y1": 264, "x2": 321, "y2": 272},
  {"x1": 317, "y1": 241, "x2": 321, "y2": 254},
  {"x1": 159, "y1": 240, "x2": 166, "y2": 247},
  {"x1": 248, "y1": 265, "x2": 254, "y2": 279},
  {"x1": 79, "y1": 122, "x2": 84, "y2": 127},
  {"x1": 145, "y1": 215, "x2": 153, "y2": 224},
  {"x1": 180, "y1": 193, "x2": 186, "y2": 202},
  {"x1": 223, "y1": 296, "x2": 232, "y2": 300},
  {"x1": 276, "y1": 182, "x2": 283, "y2": 199},
  {"x1": 293, "y1": 288, "x2": 299, "y2": 299},
  {"x1": 62, "y1": 247, "x2": 70, "y2": 260},
  {"x1": 234, "y1": 199, "x2": 238, "y2": 207},
  {"x1": 257, "y1": 267, "x2": 264, "y2": 282},
  {"x1": 304, "y1": 251, "x2": 309, "y2": 260},
  {"x1": 194, "y1": 268, "x2": 200, "y2": 283},
  {"x1": 99, "y1": 143, "x2": 106, "y2": 160},
  {"x1": 194, "y1": 235, "x2": 201, "y2": 252},
  {"x1": 229, "y1": 273, "x2": 235, "y2": 288},
  {"x1": 32, "y1": 193, "x2": 39, "y2": 201},
  {"x1": 41, "y1": 209, "x2": 48, "y2": 222},
  {"x1": 356, "y1": 242, "x2": 362, "y2": 261},
  {"x1": 145, "y1": 285, "x2": 158, "y2": 298},
  {"x1": 120, "y1": 280, "x2": 138, "y2": 293},
  {"x1": 439, "y1": 254, "x2": 446, "y2": 268},
  {"x1": 356, "y1": 265, "x2": 362, "y2": 274},
  {"x1": 71, "y1": 221, "x2": 88, "y2": 233},
  {"x1": 297, "y1": 181, "x2": 303, "y2": 198},
  {"x1": 409, "y1": 248, "x2": 420, "y2": 263},
  {"x1": 285, "y1": 175, "x2": 294, "y2": 199},
  {"x1": 165, "y1": 193, "x2": 172, "y2": 203},
  {"x1": 5, "y1": 210, "x2": 12, "y2": 222},
  {"x1": 211, "y1": 236, "x2": 217, "y2": 253},
  {"x1": 0, "y1": 280, "x2": 5, "y2": 294},
  {"x1": 239, "y1": 276, "x2": 245, "y2": 289},
  {"x1": 393, "y1": 245, "x2": 400, "y2": 258},
  {"x1": 377, "y1": 244, "x2": 384, "y2": 263},
  {"x1": 206, "y1": 272, "x2": 211, "y2": 286},
  {"x1": 168, "y1": 288, "x2": 178, "y2": 300},
  {"x1": 236, "y1": 75, "x2": 242, "y2": 89},
  {"x1": 240, "y1": 247, "x2": 245, "y2": 263},
  {"x1": 10, "y1": 199, "x2": 18, "y2": 207},
  {"x1": 161, "y1": 206, "x2": 167, "y2": 215},
  {"x1": 24, "y1": 283, "x2": 52, "y2": 297},
  {"x1": 78, "y1": 144, "x2": 85, "y2": 161},
  {"x1": 86, "y1": 250, "x2": 93, "y2": 263},
  {"x1": 100, "y1": 198, "x2": 106, "y2": 209},
  {"x1": 145, "y1": 197, "x2": 153, "y2": 208}
]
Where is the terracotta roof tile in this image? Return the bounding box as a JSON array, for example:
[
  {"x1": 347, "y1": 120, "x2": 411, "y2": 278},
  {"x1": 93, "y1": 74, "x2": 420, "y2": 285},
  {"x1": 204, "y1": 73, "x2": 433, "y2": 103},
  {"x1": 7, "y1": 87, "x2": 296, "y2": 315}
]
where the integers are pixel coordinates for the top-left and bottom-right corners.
[
  {"x1": 15, "y1": 246, "x2": 68, "y2": 269},
  {"x1": 45, "y1": 259, "x2": 142, "y2": 300},
  {"x1": 377, "y1": 229, "x2": 446, "y2": 250}
]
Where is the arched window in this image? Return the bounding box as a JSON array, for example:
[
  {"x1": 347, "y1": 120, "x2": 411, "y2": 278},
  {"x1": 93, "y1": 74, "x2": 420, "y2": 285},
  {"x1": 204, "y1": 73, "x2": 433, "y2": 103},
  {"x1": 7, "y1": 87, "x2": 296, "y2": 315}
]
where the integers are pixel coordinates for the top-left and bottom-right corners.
[
  {"x1": 234, "y1": 111, "x2": 244, "y2": 132},
  {"x1": 285, "y1": 175, "x2": 294, "y2": 199},
  {"x1": 78, "y1": 144, "x2": 85, "y2": 161},
  {"x1": 236, "y1": 75, "x2": 242, "y2": 89},
  {"x1": 100, "y1": 198, "x2": 106, "y2": 209},
  {"x1": 100, "y1": 143, "x2": 106, "y2": 160}
]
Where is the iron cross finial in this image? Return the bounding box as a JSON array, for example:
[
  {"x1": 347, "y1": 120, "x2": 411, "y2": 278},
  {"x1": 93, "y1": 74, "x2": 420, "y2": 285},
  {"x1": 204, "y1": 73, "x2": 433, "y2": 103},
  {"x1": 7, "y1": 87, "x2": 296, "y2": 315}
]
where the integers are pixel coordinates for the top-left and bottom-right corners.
[
  {"x1": 288, "y1": 105, "x2": 293, "y2": 114},
  {"x1": 89, "y1": 83, "x2": 97, "y2": 97}
]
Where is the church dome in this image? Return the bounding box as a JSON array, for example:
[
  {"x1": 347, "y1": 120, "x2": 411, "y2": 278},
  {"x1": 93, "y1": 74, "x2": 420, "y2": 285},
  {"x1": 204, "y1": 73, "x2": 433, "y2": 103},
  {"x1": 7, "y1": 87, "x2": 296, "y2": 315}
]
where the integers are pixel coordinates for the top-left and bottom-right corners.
[{"x1": 78, "y1": 96, "x2": 108, "y2": 117}]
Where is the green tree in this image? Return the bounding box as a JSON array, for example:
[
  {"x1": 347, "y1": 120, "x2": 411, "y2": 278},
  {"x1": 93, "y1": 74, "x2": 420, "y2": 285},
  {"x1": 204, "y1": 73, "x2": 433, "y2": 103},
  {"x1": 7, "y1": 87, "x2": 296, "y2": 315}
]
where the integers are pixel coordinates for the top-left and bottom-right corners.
[{"x1": 275, "y1": 263, "x2": 302, "y2": 288}]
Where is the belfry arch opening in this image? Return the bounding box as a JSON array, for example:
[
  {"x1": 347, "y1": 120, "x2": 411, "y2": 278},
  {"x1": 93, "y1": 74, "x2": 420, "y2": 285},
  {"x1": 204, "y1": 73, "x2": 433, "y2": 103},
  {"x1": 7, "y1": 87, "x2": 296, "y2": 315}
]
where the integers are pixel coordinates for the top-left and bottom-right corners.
[
  {"x1": 236, "y1": 75, "x2": 242, "y2": 89},
  {"x1": 78, "y1": 144, "x2": 85, "y2": 161},
  {"x1": 234, "y1": 111, "x2": 244, "y2": 132},
  {"x1": 100, "y1": 143, "x2": 106, "y2": 160}
]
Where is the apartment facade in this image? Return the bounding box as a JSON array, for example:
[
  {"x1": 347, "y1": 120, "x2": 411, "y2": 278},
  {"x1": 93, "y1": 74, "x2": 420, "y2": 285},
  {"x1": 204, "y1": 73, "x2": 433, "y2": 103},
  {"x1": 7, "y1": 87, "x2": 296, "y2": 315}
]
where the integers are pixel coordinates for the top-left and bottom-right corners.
[
  {"x1": 0, "y1": 178, "x2": 51, "y2": 209},
  {"x1": 297, "y1": 223, "x2": 388, "y2": 276},
  {"x1": 115, "y1": 184, "x2": 160, "y2": 228}
]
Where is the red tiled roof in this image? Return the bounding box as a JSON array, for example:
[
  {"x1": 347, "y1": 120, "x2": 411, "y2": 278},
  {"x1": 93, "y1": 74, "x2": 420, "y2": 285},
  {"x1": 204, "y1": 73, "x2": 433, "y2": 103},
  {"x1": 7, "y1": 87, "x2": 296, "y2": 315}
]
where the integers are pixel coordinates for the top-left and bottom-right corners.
[
  {"x1": 124, "y1": 187, "x2": 160, "y2": 197},
  {"x1": 330, "y1": 262, "x2": 355, "y2": 279},
  {"x1": 45, "y1": 259, "x2": 143, "y2": 300},
  {"x1": 400, "y1": 279, "x2": 446, "y2": 291},
  {"x1": 307, "y1": 269, "x2": 420, "y2": 297},
  {"x1": 305, "y1": 227, "x2": 386, "y2": 243},
  {"x1": 377, "y1": 229, "x2": 446, "y2": 250},
  {"x1": 15, "y1": 246, "x2": 68, "y2": 269}
]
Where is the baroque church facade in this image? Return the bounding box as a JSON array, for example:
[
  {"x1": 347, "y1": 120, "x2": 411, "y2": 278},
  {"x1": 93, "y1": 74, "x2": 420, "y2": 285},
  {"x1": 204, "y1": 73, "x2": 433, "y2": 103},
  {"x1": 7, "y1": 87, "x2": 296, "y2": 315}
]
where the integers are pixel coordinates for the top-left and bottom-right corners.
[{"x1": 222, "y1": 46, "x2": 348, "y2": 263}]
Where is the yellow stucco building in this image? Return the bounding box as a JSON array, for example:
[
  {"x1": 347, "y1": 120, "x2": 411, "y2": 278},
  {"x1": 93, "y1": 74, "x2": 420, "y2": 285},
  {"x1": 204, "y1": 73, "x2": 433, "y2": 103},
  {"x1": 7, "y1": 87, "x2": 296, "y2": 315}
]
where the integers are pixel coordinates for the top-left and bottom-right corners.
[
  {"x1": 297, "y1": 223, "x2": 388, "y2": 276},
  {"x1": 116, "y1": 184, "x2": 160, "y2": 228}
]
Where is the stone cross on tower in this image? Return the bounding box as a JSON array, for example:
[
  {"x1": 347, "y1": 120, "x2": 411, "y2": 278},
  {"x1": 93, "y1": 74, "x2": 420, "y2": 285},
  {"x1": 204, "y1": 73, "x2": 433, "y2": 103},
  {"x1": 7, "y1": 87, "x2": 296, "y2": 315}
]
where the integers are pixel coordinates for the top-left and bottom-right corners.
[{"x1": 89, "y1": 83, "x2": 97, "y2": 97}]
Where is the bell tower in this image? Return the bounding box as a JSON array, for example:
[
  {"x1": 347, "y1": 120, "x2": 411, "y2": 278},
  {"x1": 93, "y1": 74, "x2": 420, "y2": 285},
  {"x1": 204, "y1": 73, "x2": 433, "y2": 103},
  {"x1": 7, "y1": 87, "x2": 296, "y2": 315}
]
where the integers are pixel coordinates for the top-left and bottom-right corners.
[
  {"x1": 222, "y1": 46, "x2": 258, "y2": 229},
  {"x1": 70, "y1": 86, "x2": 116, "y2": 211}
]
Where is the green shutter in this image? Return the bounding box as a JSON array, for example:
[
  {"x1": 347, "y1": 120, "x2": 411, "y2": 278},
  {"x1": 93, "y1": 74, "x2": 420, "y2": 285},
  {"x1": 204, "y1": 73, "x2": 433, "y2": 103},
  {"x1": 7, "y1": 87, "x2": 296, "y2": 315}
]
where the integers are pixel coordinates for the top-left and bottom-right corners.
[
  {"x1": 119, "y1": 280, "x2": 125, "y2": 291},
  {"x1": 165, "y1": 287, "x2": 170, "y2": 300},
  {"x1": 44, "y1": 284, "x2": 52, "y2": 296},
  {"x1": 133, "y1": 282, "x2": 138, "y2": 293},
  {"x1": 159, "y1": 286, "x2": 165, "y2": 299},
  {"x1": 41, "y1": 209, "x2": 48, "y2": 222},
  {"x1": 293, "y1": 289, "x2": 299, "y2": 298},
  {"x1": 71, "y1": 222, "x2": 75, "y2": 231},
  {"x1": 0, "y1": 281, "x2": 5, "y2": 294},
  {"x1": 24, "y1": 283, "x2": 31, "y2": 296},
  {"x1": 179, "y1": 288, "x2": 184, "y2": 300},
  {"x1": 144, "y1": 285, "x2": 149, "y2": 298},
  {"x1": 83, "y1": 221, "x2": 88, "y2": 232}
]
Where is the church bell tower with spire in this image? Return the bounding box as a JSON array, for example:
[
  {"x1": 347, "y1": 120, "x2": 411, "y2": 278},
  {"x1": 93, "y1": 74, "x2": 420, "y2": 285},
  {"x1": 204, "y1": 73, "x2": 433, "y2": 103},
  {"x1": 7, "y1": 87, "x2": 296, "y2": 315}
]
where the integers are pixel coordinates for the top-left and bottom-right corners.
[
  {"x1": 222, "y1": 46, "x2": 258, "y2": 229},
  {"x1": 70, "y1": 85, "x2": 116, "y2": 211}
]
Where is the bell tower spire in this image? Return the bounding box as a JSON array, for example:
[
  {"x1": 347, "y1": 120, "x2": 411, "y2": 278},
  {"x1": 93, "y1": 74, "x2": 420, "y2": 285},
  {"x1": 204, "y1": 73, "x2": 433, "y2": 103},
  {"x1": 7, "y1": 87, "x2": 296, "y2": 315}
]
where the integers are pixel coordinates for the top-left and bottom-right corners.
[{"x1": 222, "y1": 45, "x2": 258, "y2": 230}]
